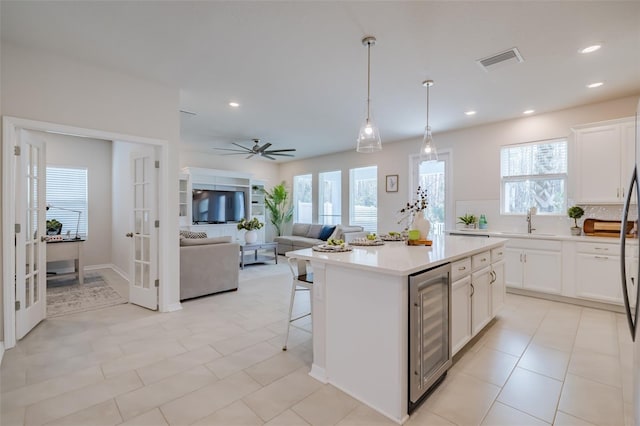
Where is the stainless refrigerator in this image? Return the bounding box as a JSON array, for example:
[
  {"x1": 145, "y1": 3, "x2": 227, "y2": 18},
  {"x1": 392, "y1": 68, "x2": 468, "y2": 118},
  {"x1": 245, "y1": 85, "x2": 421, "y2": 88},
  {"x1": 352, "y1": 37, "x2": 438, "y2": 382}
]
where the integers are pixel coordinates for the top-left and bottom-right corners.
[{"x1": 621, "y1": 97, "x2": 640, "y2": 426}]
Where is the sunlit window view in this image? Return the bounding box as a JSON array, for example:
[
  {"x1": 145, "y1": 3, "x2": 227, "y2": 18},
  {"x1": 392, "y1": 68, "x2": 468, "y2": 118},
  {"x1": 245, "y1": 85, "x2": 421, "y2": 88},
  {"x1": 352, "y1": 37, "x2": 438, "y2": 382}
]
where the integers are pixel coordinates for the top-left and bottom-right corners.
[
  {"x1": 500, "y1": 139, "x2": 568, "y2": 214},
  {"x1": 319, "y1": 170, "x2": 341, "y2": 225},
  {"x1": 418, "y1": 160, "x2": 445, "y2": 235},
  {"x1": 293, "y1": 174, "x2": 312, "y2": 223},
  {"x1": 349, "y1": 166, "x2": 377, "y2": 233}
]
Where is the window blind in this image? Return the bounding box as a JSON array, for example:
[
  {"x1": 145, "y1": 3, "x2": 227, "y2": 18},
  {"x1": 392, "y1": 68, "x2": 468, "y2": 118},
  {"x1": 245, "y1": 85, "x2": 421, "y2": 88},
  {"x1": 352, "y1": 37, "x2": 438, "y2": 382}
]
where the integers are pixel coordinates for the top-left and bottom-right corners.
[{"x1": 46, "y1": 167, "x2": 88, "y2": 237}]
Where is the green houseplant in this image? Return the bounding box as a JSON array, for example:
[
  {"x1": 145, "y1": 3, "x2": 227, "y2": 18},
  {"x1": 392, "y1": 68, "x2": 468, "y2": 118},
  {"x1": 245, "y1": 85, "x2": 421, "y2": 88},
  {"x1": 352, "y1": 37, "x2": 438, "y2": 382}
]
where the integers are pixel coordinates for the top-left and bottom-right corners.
[
  {"x1": 457, "y1": 214, "x2": 477, "y2": 229},
  {"x1": 236, "y1": 217, "x2": 264, "y2": 231},
  {"x1": 567, "y1": 205, "x2": 585, "y2": 236},
  {"x1": 264, "y1": 182, "x2": 294, "y2": 236}
]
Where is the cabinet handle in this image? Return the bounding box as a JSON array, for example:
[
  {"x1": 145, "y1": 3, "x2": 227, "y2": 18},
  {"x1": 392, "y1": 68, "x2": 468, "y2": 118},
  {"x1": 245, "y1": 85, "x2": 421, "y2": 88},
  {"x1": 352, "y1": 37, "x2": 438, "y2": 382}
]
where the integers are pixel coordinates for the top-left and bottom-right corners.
[
  {"x1": 594, "y1": 247, "x2": 609, "y2": 251},
  {"x1": 470, "y1": 283, "x2": 475, "y2": 297},
  {"x1": 458, "y1": 266, "x2": 466, "y2": 271},
  {"x1": 519, "y1": 253, "x2": 523, "y2": 262},
  {"x1": 617, "y1": 188, "x2": 620, "y2": 198},
  {"x1": 497, "y1": 251, "x2": 503, "y2": 256},
  {"x1": 594, "y1": 255, "x2": 609, "y2": 260},
  {"x1": 523, "y1": 254, "x2": 527, "y2": 263},
  {"x1": 631, "y1": 277, "x2": 636, "y2": 287}
]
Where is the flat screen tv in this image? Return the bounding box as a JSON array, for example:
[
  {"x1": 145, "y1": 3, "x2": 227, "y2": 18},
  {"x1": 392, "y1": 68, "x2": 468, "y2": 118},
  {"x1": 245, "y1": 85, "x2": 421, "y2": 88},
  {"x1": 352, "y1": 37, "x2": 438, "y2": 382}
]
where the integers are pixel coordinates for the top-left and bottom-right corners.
[{"x1": 192, "y1": 189, "x2": 245, "y2": 224}]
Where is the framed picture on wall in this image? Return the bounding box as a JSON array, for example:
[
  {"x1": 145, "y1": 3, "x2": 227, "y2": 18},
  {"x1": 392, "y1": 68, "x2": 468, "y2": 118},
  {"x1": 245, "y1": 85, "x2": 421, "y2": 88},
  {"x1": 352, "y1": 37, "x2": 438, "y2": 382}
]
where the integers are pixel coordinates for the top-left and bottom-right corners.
[{"x1": 386, "y1": 174, "x2": 398, "y2": 192}]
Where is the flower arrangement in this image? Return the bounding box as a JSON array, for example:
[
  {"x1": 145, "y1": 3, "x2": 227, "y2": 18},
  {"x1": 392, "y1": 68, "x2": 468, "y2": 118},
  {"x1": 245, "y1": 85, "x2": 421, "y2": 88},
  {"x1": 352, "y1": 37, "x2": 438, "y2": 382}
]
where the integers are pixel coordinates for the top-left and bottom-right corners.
[
  {"x1": 397, "y1": 186, "x2": 429, "y2": 226},
  {"x1": 236, "y1": 217, "x2": 264, "y2": 231}
]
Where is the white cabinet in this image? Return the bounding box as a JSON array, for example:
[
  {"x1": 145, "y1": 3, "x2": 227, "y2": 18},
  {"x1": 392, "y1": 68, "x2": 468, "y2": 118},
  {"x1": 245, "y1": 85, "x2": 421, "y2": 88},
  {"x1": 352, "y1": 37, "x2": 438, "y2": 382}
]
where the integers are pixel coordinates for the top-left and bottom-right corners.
[
  {"x1": 574, "y1": 117, "x2": 635, "y2": 204},
  {"x1": 451, "y1": 274, "x2": 472, "y2": 355},
  {"x1": 178, "y1": 173, "x2": 191, "y2": 227},
  {"x1": 575, "y1": 242, "x2": 623, "y2": 305},
  {"x1": 450, "y1": 246, "x2": 505, "y2": 356},
  {"x1": 471, "y1": 266, "x2": 492, "y2": 335},
  {"x1": 506, "y1": 238, "x2": 562, "y2": 294},
  {"x1": 491, "y1": 259, "x2": 505, "y2": 316}
]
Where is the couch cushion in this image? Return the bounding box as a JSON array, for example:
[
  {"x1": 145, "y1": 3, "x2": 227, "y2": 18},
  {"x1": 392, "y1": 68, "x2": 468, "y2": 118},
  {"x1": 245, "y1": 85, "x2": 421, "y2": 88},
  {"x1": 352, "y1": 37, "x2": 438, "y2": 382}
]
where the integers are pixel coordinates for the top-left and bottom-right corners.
[
  {"x1": 180, "y1": 236, "x2": 232, "y2": 246},
  {"x1": 305, "y1": 224, "x2": 324, "y2": 239},
  {"x1": 292, "y1": 223, "x2": 311, "y2": 236},
  {"x1": 180, "y1": 230, "x2": 207, "y2": 239},
  {"x1": 319, "y1": 225, "x2": 336, "y2": 241},
  {"x1": 329, "y1": 225, "x2": 364, "y2": 240}
]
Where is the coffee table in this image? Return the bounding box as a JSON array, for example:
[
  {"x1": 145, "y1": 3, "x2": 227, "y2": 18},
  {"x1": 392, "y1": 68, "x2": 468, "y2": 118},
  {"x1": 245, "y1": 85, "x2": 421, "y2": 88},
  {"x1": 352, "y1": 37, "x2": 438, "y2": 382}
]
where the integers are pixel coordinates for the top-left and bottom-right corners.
[{"x1": 239, "y1": 241, "x2": 278, "y2": 269}]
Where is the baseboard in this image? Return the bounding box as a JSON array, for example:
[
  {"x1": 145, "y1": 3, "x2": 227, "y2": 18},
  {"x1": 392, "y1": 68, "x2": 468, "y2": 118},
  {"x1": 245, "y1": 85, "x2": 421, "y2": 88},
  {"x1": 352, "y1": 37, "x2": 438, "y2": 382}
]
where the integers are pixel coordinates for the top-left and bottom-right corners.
[
  {"x1": 507, "y1": 288, "x2": 625, "y2": 313},
  {"x1": 309, "y1": 364, "x2": 328, "y2": 384},
  {"x1": 0, "y1": 341, "x2": 5, "y2": 365},
  {"x1": 108, "y1": 264, "x2": 129, "y2": 281},
  {"x1": 163, "y1": 303, "x2": 183, "y2": 313},
  {"x1": 84, "y1": 263, "x2": 115, "y2": 272}
]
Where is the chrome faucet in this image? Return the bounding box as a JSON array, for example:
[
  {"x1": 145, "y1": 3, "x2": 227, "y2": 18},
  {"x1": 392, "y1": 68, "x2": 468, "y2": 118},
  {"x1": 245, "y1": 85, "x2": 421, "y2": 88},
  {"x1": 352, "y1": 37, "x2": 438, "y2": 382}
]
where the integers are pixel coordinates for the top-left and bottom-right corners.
[{"x1": 526, "y1": 207, "x2": 537, "y2": 233}]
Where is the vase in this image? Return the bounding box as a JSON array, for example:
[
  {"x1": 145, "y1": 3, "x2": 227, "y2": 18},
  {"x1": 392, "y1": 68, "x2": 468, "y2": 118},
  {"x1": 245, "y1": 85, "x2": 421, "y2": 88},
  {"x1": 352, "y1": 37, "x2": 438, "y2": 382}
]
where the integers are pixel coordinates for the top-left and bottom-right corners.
[
  {"x1": 412, "y1": 213, "x2": 431, "y2": 240},
  {"x1": 244, "y1": 230, "x2": 258, "y2": 244}
]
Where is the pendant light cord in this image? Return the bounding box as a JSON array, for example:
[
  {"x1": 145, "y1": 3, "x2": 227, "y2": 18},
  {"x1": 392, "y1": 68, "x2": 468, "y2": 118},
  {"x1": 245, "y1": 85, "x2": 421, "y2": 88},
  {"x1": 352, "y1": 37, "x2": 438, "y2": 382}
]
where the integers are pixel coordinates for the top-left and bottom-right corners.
[
  {"x1": 366, "y1": 40, "x2": 371, "y2": 123},
  {"x1": 426, "y1": 83, "x2": 430, "y2": 129}
]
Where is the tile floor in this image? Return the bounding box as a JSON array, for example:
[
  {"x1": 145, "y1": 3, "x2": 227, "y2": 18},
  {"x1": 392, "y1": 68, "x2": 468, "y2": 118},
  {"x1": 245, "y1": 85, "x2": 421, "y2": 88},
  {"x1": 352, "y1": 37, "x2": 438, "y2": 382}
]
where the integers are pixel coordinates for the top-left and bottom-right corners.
[{"x1": 0, "y1": 261, "x2": 633, "y2": 426}]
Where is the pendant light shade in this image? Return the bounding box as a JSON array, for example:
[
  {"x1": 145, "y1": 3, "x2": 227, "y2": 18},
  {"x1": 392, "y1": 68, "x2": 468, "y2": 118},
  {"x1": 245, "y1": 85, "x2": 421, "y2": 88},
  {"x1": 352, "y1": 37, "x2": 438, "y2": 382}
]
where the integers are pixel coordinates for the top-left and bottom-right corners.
[
  {"x1": 420, "y1": 80, "x2": 438, "y2": 162},
  {"x1": 357, "y1": 36, "x2": 382, "y2": 153}
]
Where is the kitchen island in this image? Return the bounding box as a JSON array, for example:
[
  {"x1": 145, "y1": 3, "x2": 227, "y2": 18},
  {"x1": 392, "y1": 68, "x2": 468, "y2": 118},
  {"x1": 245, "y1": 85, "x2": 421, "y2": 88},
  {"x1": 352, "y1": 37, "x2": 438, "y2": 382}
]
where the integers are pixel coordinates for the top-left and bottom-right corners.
[{"x1": 286, "y1": 235, "x2": 508, "y2": 424}]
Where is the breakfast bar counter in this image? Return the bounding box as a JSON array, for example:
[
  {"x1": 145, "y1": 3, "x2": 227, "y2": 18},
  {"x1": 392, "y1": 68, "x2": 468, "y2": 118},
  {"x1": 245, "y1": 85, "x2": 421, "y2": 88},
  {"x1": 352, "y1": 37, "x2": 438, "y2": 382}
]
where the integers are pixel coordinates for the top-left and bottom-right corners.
[{"x1": 286, "y1": 235, "x2": 508, "y2": 423}]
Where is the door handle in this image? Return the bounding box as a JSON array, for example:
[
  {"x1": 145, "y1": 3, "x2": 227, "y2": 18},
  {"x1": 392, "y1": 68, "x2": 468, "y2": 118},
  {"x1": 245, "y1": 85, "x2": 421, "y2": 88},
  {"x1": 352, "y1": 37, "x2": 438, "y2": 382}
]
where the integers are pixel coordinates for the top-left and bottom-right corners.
[
  {"x1": 126, "y1": 232, "x2": 134, "y2": 238},
  {"x1": 41, "y1": 236, "x2": 48, "y2": 242},
  {"x1": 620, "y1": 165, "x2": 638, "y2": 341}
]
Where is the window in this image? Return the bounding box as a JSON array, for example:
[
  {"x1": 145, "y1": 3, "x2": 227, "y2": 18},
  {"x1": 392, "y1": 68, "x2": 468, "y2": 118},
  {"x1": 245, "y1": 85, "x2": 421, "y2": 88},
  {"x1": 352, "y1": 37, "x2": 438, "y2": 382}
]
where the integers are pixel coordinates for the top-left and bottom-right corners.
[
  {"x1": 500, "y1": 139, "x2": 568, "y2": 214},
  {"x1": 349, "y1": 166, "x2": 377, "y2": 233},
  {"x1": 418, "y1": 160, "x2": 445, "y2": 235},
  {"x1": 293, "y1": 174, "x2": 312, "y2": 223},
  {"x1": 46, "y1": 167, "x2": 88, "y2": 237},
  {"x1": 318, "y1": 171, "x2": 341, "y2": 225}
]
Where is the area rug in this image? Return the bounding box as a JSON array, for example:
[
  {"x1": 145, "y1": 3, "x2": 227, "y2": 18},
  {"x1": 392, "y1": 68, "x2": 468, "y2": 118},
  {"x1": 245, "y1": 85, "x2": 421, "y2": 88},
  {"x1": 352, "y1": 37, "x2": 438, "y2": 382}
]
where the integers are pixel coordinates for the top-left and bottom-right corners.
[{"x1": 47, "y1": 275, "x2": 127, "y2": 318}]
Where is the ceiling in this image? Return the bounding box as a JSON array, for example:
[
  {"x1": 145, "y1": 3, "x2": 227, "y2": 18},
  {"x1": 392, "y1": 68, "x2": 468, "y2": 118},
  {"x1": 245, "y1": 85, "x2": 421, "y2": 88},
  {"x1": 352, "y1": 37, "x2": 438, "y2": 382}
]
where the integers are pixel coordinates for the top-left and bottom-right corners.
[{"x1": 2, "y1": 1, "x2": 639, "y2": 161}]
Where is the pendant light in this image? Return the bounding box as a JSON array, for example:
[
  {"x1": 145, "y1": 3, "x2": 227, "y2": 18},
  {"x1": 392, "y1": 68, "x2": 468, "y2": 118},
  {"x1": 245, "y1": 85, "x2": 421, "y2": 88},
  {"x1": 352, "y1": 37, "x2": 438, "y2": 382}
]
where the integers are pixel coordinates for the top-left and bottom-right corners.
[
  {"x1": 356, "y1": 36, "x2": 382, "y2": 153},
  {"x1": 420, "y1": 80, "x2": 438, "y2": 162}
]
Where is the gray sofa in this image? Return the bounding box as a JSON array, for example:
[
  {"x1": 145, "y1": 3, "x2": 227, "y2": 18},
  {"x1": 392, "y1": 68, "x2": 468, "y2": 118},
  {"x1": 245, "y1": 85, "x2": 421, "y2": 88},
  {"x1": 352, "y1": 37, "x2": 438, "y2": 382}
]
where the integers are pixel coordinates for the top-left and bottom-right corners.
[
  {"x1": 180, "y1": 236, "x2": 240, "y2": 301},
  {"x1": 274, "y1": 223, "x2": 366, "y2": 255}
]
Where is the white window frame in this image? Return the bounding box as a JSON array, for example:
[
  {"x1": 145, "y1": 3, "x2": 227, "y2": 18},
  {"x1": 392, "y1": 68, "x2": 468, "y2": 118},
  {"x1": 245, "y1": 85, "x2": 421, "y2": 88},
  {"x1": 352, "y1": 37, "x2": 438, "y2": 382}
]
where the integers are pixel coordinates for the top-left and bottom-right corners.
[
  {"x1": 318, "y1": 170, "x2": 341, "y2": 225},
  {"x1": 500, "y1": 138, "x2": 568, "y2": 215}
]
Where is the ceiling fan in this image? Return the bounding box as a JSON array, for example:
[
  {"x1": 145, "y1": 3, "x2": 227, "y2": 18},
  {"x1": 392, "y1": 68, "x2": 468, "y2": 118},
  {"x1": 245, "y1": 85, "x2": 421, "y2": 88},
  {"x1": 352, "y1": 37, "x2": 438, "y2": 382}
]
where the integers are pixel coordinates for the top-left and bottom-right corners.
[{"x1": 214, "y1": 139, "x2": 296, "y2": 160}]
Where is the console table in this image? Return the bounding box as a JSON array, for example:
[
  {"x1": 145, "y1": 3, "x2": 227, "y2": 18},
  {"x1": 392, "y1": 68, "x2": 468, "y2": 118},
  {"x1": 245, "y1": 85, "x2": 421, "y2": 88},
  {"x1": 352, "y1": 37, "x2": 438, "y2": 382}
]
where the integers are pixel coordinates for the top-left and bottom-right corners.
[
  {"x1": 47, "y1": 239, "x2": 85, "y2": 284},
  {"x1": 239, "y1": 242, "x2": 278, "y2": 269}
]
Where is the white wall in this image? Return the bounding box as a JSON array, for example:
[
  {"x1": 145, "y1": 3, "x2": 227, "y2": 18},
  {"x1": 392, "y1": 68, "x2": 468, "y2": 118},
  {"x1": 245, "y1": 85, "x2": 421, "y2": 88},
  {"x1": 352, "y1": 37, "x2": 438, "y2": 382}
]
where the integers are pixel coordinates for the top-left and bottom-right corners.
[
  {"x1": 279, "y1": 95, "x2": 640, "y2": 235},
  {"x1": 42, "y1": 132, "x2": 113, "y2": 269},
  {"x1": 1, "y1": 42, "x2": 182, "y2": 324}
]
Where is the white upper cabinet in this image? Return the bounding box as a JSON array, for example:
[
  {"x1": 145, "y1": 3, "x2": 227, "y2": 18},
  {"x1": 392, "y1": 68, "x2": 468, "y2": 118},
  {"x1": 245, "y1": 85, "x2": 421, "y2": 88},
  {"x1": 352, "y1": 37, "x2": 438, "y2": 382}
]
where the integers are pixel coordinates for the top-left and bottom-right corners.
[{"x1": 574, "y1": 117, "x2": 635, "y2": 204}]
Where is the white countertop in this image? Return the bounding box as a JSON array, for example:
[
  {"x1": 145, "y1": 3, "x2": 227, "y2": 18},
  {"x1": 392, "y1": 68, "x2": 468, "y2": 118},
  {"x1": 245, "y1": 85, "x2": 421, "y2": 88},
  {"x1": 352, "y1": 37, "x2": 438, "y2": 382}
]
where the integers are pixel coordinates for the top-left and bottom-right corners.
[
  {"x1": 286, "y1": 235, "x2": 508, "y2": 276},
  {"x1": 448, "y1": 228, "x2": 632, "y2": 243}
]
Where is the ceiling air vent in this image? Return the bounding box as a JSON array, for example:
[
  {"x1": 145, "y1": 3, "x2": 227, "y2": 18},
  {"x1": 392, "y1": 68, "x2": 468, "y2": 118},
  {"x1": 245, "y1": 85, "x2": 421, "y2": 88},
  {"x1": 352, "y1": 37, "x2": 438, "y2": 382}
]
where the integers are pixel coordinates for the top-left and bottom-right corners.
[{"x1": 477, "y1": 47, "x2": 524, "y2": 71}]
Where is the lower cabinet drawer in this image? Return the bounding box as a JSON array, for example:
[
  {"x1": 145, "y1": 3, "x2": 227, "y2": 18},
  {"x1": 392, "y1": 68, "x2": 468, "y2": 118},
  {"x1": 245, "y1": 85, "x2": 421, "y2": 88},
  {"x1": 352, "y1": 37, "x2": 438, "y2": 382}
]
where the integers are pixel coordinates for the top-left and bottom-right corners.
[
  {"x1": 451, "y1": 257, "x2": 471, "y2": 281},
  {"x1": 471, "y1": 251, "x2": 491, "y2": 271}
]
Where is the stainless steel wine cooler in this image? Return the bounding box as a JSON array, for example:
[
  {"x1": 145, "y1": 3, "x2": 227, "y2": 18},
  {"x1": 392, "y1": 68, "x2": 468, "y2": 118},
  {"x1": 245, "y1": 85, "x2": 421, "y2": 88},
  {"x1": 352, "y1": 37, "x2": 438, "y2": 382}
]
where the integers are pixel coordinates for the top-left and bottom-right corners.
[{"x1": 409, "y1": 263, "x2": 452, "y2": 412}]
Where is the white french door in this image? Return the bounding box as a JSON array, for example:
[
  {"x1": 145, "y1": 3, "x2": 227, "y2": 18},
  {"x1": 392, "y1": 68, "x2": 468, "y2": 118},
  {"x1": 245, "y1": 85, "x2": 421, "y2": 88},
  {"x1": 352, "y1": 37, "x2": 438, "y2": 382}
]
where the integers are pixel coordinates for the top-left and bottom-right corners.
[
  {"x1": 128, "y1": 148, "x2": 158, "y2": 310},
  {"x1": 409, "y1": 151, "x2": 451, "y2": 235},
  {"x1": 15, "y1": 129, "x2": 47, "y2": 339}
]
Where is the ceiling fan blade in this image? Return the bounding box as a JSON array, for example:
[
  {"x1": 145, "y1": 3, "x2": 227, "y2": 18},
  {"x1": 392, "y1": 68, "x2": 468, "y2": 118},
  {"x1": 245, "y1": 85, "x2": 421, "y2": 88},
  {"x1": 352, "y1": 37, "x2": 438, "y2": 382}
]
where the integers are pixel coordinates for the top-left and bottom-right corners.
[
  {"x1": 271, "y1": 153, "x2": 295, "y2": 157},
  {"x1": 246, "y1": 154, "x2": 255, "y2": 159},
  {"x1": 262, "y1": 154, "x2": 276, "y2": 160},
  {"x1": 214, "y1": 148, "x2": 250, "y2": 153},
  {"x1": 231, "y1": 142, "x2": 252, "y2": 152},
  {"x1": 264, "y1": 148, "x2": 296, "y2": 153},
  {"x1": 220, "y1": 152, "x2": 246, "y2": 156},
  {"x1": 257, "y1": 142, "x2": 272, "y2": 153}
]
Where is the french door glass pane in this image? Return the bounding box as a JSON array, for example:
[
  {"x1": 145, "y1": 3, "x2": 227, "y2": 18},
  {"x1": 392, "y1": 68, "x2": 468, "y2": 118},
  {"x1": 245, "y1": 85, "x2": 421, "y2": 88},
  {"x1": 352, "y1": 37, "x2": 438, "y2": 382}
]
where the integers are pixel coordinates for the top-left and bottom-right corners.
[{"x1": 418, "y1": 160, "x2": 445, "y2": 235}]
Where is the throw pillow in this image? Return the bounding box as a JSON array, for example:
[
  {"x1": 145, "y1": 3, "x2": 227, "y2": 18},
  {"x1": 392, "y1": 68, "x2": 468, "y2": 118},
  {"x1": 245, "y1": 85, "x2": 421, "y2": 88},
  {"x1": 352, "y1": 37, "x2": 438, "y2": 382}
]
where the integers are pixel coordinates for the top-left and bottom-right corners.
[
  {"x1": 329, "y1": 225, "x2": 364, "y2": 240},
  {"x1": 329, "y1": 225, "x2": 344, "y2": 241},
  {"x1": 305, "y1": 224, "x2": 324, "y2": 239},
  {"x1": 179, "y1": 230, "x2": 207, "y2": 239},
  {"x1": 318, "y1": 225, "x2": 336, "y2": 241},
  {"x1": 180, "y1": 236, "x2": 232, "y2": 246}
]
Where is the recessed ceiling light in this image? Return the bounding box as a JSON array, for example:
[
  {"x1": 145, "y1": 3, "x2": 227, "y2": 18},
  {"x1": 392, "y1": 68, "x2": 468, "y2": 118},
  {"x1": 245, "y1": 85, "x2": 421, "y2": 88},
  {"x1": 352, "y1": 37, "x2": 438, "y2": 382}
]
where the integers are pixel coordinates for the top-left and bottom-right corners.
[
  {"x1": 580, "y1": 44, "x2": 602, "y2": 54},
  {"x1": 523, "y1": 109, "x2": 535, "y2": 115},
  {"x1": 587, "y1": 82, "x2": 604, "y2": 88},
  {"x1": 465, "y1": 111, "x2": 476, "y2": 116},
  {"x1": 229, "y1": 102, "x2": 240, "y2": 108}
]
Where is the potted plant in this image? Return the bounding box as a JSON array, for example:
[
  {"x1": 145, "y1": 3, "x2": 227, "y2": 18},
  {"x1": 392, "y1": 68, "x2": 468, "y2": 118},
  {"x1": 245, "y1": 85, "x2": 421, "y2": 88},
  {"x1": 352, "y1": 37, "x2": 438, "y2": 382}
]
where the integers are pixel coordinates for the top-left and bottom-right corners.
[
  {"x1": 264, "y1": 182, "x2": 294, "y2": 236},
  {"x1": 237, "y1": 217, "x2": 264, "y2": 243},
  {"x1": 457, "y1": 214, "x2": 477, "y2": 229},
  {"x1": 46, "y1": 219, "x2": 63, "y2": 235},
  {"x1": 397, "y1": 186, "x2": 430, "y2": 239},
  {"x1": 567, "y1": 205, "x2": 585, "y2": 236}
]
